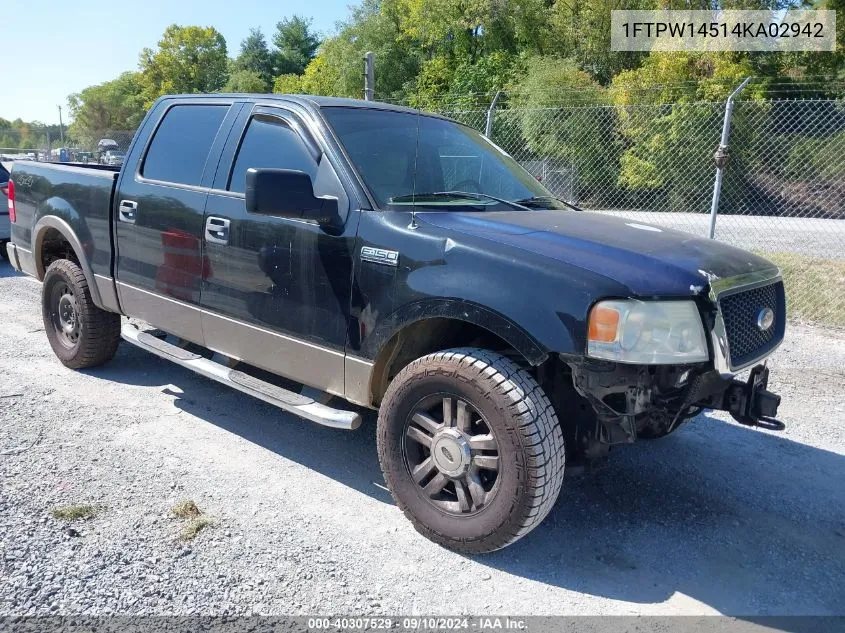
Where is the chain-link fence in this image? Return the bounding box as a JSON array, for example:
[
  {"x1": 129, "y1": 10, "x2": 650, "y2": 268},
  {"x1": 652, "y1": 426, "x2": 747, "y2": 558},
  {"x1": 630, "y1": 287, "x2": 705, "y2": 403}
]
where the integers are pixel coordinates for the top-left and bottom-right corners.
[
  {"x1": 417, "y1": 90, "x2": 845, "y2": 329},
  {"x1": 6, "y1": 89, "x2": 843, "y2": 327}
]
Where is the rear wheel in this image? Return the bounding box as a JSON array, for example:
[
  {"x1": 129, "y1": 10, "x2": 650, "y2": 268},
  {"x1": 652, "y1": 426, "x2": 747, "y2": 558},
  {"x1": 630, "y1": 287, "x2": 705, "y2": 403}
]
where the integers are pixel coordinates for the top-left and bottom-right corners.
[
  {"x1": 377, "y1": 347, "x2": 565, "y2": 553},
  {"x1": 42, "y1": 259, "x2": 120, "y2": 369},
  {"x1": 0, "y1": 241, "x2": 9, "y2": 262}
]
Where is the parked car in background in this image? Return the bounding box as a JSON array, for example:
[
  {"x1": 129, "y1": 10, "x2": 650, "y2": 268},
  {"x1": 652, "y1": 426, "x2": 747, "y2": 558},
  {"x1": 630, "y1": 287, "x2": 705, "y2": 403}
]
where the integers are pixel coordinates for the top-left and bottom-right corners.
[
  {"x1": 0, "y1": 162, "x2": 10, "y2": 259},
  {"x1": 97, "y1": 138, "x2": 119, "y2": 154},
  {"x1": 5, "y1": 94, "x2": 786, "y2": 553},
  {"x1": 102, "y1": 150, "x2": 125, "y2": 166}
]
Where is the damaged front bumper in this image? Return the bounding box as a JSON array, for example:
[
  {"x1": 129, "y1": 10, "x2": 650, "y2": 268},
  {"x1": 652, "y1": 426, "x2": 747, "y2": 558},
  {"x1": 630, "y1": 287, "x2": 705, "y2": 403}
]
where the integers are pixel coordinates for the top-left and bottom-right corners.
[
  {"x1": 566, "y1": 357, "x2": 784, "y2": 453},
  {"x1": 709, "y1": 364, "x2": 783, "y2": 431}
]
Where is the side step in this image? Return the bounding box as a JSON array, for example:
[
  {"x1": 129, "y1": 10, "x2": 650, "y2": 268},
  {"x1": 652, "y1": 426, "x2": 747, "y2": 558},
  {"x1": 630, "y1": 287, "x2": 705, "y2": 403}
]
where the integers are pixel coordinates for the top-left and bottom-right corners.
[{"x1": 121, "y1": 324, "x2": 362, "y2": 430}]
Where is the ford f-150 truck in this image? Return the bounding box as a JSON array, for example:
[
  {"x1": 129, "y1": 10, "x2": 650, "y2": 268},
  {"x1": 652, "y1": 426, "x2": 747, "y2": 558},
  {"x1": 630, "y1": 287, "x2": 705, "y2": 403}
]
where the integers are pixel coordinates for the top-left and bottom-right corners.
[{"x1": 6, "y1": 94, "x2": 785, "y2": 553}]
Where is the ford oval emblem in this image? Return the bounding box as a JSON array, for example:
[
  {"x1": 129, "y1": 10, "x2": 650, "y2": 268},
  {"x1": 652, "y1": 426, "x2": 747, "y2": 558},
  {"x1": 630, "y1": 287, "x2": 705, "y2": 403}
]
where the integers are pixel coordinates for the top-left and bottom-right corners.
[{"x1": 757, "y1": 307, "x2": 775, "y2": 332}]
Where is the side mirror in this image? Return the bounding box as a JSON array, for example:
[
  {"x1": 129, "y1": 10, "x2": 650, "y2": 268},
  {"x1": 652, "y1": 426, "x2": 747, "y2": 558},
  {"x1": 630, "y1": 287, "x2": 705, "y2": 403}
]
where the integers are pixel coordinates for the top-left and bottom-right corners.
[{"x1": 245, "y1": 168, "x2": 338, "y2": 224}]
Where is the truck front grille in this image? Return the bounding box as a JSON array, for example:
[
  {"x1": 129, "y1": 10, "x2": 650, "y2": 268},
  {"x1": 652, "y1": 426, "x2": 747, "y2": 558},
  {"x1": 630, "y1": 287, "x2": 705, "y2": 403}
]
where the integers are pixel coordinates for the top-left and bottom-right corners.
[{"x1": 718, "y1": 280, "x2": 786, "y2": 370}]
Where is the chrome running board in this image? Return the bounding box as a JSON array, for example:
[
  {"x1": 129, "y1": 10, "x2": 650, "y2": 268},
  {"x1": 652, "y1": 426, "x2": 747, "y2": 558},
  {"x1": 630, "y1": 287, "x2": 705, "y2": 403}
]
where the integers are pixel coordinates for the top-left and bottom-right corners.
[{"x1": 120, "y1": 324, "x2": 362, "y2": 430}]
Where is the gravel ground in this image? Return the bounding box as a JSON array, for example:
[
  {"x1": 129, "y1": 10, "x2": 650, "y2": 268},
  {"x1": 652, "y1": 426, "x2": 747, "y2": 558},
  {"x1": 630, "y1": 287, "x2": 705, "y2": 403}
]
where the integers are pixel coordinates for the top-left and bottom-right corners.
[{"x1": 0, "y1": 261, "x2": 844, "y2": 616}]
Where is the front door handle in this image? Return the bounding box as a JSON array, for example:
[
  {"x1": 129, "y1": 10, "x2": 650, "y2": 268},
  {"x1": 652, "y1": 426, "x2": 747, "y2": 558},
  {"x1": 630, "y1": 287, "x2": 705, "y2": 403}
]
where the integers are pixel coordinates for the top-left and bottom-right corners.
[
  {"x1": 118, "y1": 200, "x2": 137, "y2": 224},
  {"x1": 205, "y1": 216, "x2": 231, "y2": 245}
]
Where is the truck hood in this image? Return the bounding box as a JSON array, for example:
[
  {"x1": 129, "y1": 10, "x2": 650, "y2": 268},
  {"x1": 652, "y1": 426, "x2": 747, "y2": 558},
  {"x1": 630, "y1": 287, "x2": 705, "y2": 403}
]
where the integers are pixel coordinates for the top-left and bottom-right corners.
[{"x1": 418, "y1": 209, "x2": 777, "y2": 296}]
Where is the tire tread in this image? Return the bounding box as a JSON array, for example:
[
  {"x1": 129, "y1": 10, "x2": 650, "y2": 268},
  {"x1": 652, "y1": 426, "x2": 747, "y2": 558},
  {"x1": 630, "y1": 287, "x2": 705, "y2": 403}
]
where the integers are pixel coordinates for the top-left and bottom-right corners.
[
  {"x1": 42, "y1": 259, "x2": 120, "y2": 369},
  {"x1": 377, "y1": 347, "x2": 565, "y2": 553}
]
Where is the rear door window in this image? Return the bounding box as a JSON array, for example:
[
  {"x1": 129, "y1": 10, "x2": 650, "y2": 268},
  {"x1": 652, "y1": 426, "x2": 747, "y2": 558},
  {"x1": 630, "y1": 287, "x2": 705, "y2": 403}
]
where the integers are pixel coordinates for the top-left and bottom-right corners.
[
  {"x1": 142, "y1": 105, "x2": 228, "y2": 186},
  {"x1": 227, "y1": 115, "x2": 317, "y2": 194}
]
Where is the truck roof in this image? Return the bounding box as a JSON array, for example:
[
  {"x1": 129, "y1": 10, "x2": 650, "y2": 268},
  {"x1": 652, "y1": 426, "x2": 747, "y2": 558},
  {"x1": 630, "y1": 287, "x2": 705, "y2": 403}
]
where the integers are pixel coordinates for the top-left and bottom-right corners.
[{"x1": 159, "y1": 94, "x2": 448, "y2": 120}]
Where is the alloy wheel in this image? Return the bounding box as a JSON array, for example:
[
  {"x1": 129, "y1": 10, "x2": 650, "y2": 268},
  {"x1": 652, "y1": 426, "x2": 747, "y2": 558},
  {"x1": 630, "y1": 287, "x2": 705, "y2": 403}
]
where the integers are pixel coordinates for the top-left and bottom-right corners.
[{"x1": 403, "y1": 394, "x2": 501, "y2": 515}]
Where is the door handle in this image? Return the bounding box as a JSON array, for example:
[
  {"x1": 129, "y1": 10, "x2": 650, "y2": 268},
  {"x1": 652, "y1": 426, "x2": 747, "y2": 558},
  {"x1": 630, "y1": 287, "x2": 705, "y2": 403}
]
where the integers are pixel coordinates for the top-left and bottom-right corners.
[
  {"x1": 118, "y1": 200, "x2": 137, "y2": 224},
  {"x1": 205, "y1": 216, "x2": 231, "y2": 245}
]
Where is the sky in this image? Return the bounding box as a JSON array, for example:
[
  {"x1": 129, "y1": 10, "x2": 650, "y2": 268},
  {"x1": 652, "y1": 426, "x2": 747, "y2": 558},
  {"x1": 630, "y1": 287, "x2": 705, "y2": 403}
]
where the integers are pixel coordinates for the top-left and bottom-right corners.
[{"x1": 1, "y1": 0, "x2": 352, "y2": 124}]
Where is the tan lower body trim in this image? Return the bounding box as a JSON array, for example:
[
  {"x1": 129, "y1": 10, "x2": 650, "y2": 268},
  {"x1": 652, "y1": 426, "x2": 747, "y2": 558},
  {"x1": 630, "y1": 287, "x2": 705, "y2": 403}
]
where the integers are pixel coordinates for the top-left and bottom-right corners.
[
  {"x1": 344, "y1": 355, "x2": 376, "y2": 408},
  {"x1": 115, "y1": 281, "x2": 373, "y2": 404},
  {"x1": 201, "y1": 310, "x2": 347, "y2": 399},
  {"x1": 94, "y1": 274, "x2": 122, "y2": 314}
]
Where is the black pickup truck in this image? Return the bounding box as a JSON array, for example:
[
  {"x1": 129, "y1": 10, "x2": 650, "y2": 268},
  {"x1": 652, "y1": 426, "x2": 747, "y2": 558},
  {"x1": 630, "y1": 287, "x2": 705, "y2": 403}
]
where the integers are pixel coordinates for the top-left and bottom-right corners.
[{"x1": 6, "y1": 94, "x2": 785, "y2": 553}]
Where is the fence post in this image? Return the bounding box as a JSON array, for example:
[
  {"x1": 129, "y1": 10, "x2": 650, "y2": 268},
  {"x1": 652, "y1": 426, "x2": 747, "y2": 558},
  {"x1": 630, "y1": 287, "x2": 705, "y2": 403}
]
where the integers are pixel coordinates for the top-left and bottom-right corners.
[
  {"x1": 708, "y1": 76, "x2": 752, "y2": 239},
  {"x1": 363, "y1": 52, "x2": 375, "y2": 101},
  {"x1": 485, "y1": 91, "x2": 501, "y2": 138}
]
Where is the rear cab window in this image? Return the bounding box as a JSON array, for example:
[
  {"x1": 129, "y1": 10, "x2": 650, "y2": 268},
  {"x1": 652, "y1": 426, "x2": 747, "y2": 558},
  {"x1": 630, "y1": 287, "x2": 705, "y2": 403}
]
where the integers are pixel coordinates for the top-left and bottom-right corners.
[{"x1": 142, "y1": 104, "x2": 229, "y2": 186}]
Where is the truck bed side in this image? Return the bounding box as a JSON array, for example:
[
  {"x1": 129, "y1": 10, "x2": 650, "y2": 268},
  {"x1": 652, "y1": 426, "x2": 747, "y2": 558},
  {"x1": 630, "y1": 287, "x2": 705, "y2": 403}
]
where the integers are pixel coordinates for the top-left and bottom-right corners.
[{"x1": 9, "y1": 162, "x2": 119, "y2": 310}]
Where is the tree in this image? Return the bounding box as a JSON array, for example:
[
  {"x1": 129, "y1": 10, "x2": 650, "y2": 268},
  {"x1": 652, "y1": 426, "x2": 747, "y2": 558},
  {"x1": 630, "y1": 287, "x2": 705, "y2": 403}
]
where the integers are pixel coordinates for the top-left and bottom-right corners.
[
  {"x1": 610, "y1": 53, "x2": 764, "y2": 211},
  {"x1": 67, "y1": 72, "x2": 146, "y2": 149},
  {"x1": 0, "y1": 118, "x2": 61, "y2": 150},
  {"x1": 303, "y1": 0, "x2": 421, "y2": 100},
  {"x1": 234, "y1": 28, "x2": 274, "y2": 90},
  {"x1": 273, "y1": 15, "x2": 320, "y2": 75},
  {"x1": 139, "y1": 25, "x2": 229, "y2": 107},
  {"x1": 273, "y1": 74, "x2": 304, "y2": 94},
  {"x1": 413, "y1": 51, "x2": 519, "y2": 111},
  {"x1": 224, "y1": 69, "x2": 269, "y2": 93},
  {"x1": 506, "y1": 57, "x2": 614, "y2": 199},
  {"x1": 546, "y1": 0, "x2": 651, "y2": 84}
]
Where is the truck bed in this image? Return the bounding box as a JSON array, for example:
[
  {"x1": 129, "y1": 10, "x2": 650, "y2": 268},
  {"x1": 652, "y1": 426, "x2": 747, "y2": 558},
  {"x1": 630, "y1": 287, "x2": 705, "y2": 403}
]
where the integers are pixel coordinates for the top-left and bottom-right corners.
[{"x1": 9, "y1": 161, "x2": 119, "y2": 280}]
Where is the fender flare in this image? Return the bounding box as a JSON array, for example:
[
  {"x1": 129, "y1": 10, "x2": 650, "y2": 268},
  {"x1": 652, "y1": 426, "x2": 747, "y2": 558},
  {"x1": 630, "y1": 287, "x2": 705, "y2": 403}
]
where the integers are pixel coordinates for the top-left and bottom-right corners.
[
  {"x1": 362, "y1": 298, "x2": 549, "y2": 366},
  {"x1": 32, "y1": 215, "x2": 104, "y2": 308}
]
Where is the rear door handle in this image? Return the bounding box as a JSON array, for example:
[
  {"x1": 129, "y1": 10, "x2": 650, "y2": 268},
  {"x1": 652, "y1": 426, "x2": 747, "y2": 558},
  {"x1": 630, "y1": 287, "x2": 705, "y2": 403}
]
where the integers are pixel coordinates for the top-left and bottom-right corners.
[
  {"x1": 205, "y1": 216, "x2": 230, "y2": 245},
  {"x1": 118, "y1": 200, "x2": 137, "y2": 224}
]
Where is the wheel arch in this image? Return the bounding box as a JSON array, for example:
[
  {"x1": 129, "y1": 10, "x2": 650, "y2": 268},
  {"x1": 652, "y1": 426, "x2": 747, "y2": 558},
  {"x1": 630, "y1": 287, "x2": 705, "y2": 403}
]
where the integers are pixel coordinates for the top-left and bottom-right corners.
[
  {"x1": 32, "y1": 214, "x2": 104, "y2": 308},
  {"x1": 363, "y1": 300, "x2": 549, "y2": 406}
]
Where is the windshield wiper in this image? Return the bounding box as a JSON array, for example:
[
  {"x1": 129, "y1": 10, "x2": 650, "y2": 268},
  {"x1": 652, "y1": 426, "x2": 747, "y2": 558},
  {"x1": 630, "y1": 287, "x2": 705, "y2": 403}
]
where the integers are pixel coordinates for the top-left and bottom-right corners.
[
  {"x1": 389, "y1": 191, "x2": 530, "y2": 211},
  {"x1": 513, "y1": 195, "x2": 582, "y2": 212}
]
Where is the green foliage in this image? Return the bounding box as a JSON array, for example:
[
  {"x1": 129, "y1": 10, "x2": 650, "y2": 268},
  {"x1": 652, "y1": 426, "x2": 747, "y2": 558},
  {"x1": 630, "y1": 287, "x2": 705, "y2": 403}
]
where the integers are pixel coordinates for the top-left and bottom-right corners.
[
  {"x1": 273, "y1": 15, "x2": 321, "y2": 75},
  {"x1": 233, "y1": 28, "x2": 274, "y2": 90},
  {"x1": 786, "y1": 129, "x2": 845, "y2": 181},
  {"x1": 303, "y1": 0, "x2": 421, "y2": 100},
  {"x1": 273, "y1": 73, "x2": 304, "y2": 94},
  {"x1": 67, "y1": 72, "x2": 146, "y2": 148},
  {"x1": 57, "y1": 2, "x2": 845, "y2": 217},
  {"x1": 609, "y1": 53, "x2": 765, "y2": 211},
  {"x1": 139, "y1": 25, "x2": 229, "y2": 107},
  {"x1": 224, "y1": 69, "x2": 269, "y2": 93},
  {"x1": 546, "y1": 0, "x2": 650, "y2": 84},
  {"x1": 0, "y1": 118, "x2": 63, "y2": 150},
  {"x1": 506, "y1": 57, "x2": 615, "y2": 193},
  {"x1": 611, "y1": 53, "x2": 764, "y2": 105}
]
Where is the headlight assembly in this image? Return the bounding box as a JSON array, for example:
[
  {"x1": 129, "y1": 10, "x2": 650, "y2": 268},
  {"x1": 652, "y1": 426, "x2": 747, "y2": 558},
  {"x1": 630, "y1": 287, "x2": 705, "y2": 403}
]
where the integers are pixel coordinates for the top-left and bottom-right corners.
[{"x1": 587, "y1": 299, "x2": 708, "y2": 364}]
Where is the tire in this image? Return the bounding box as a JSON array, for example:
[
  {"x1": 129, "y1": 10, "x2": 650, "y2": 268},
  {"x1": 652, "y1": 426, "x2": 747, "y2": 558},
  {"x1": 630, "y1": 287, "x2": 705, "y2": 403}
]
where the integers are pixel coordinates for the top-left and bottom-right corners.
[
  {"x1": 377, "y1": 347, "x2": 565, "y2": 553},
  {"x1": 0, "y1": 241, "x2": 9, "y2": 262},
  {"x1": 41, "y1": 259, "x2": 120, "y2": 369}
]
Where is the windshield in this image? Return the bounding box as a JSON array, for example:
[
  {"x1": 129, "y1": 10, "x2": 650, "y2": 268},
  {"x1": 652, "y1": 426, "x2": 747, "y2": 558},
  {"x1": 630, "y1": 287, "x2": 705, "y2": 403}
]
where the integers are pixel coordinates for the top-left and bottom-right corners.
[{"x1": 322, "y1": 107, "x2": 571, "y2": 212}]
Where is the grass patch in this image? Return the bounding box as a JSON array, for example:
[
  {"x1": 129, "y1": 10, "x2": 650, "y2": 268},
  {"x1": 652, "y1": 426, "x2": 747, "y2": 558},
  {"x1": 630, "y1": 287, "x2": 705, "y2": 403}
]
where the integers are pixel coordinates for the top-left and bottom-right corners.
[
  {"x1": 180, "y1": 517, "x2": 213, "y2": 541},
  {"x1": 171, "y1": 499, "x2": 201, "y2": 519},
  {"x1": 51, "y1": 504, "x2": 99, "y2": 521},
  {"x1": 757, "y1": 251, "x2": 845, "y2": 328}
]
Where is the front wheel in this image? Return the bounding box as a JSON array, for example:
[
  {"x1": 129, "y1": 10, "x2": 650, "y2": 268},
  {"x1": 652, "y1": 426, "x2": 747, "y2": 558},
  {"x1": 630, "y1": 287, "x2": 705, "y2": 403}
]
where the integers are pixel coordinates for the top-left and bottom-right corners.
[
  {"x1": 377, "y1": 348, "x2": 565, "y2": 553},
  {"x1": 42, "y1": 259, "x2": 121, "y2": 369}
]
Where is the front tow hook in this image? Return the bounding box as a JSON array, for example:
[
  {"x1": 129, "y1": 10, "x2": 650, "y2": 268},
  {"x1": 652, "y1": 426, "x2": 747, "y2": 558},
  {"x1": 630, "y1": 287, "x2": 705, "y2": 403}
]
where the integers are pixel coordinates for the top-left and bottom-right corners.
[{"x1": 725, "y1": 365, "x2": 784, "y2": 431}]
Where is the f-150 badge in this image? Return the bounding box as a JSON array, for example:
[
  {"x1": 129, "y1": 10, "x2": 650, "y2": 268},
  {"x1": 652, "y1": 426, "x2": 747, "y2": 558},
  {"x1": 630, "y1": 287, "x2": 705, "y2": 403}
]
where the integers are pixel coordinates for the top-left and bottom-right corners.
[{"x1": 361, "y1": 246, "x2": 399, "y2": 267}]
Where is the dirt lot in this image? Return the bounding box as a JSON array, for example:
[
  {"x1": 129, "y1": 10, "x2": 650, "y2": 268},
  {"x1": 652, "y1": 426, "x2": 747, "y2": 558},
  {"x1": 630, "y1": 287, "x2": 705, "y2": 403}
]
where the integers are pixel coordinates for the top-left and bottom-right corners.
[{"x1": 1, "y1": 261, "x2": 844, "y2": 616}]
